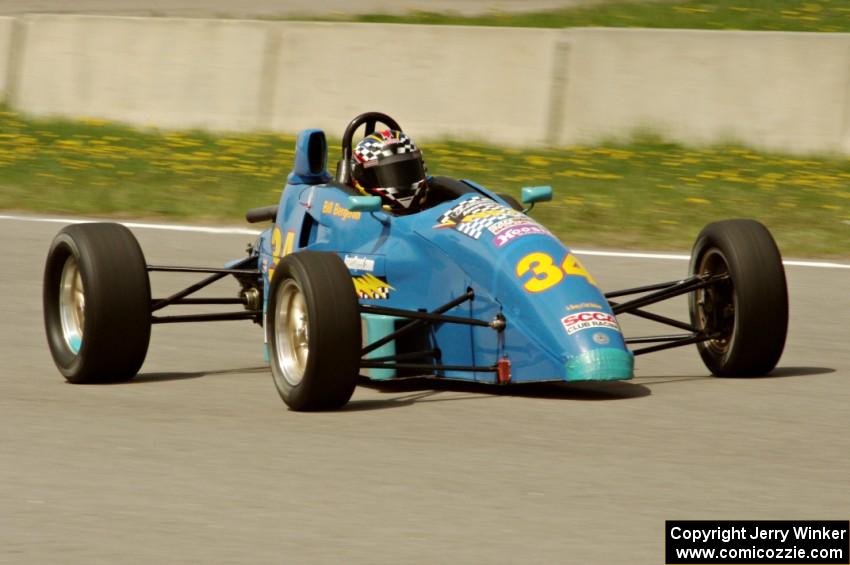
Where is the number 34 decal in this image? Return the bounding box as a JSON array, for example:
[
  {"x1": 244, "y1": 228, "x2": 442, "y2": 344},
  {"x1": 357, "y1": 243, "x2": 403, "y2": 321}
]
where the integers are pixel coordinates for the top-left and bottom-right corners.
[
  {"x1": 269, "y1": 227, "x2": 295, "y2": 281},
  {"x1": 515, "y1": 252, "x2": 596, "y2": 293}
]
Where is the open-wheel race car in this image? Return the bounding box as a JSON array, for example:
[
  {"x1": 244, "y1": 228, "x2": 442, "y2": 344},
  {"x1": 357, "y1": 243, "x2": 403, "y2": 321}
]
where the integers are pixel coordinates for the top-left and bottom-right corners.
[{"x1": 43, "y1": 112, "x2": 789, "y2": 411}]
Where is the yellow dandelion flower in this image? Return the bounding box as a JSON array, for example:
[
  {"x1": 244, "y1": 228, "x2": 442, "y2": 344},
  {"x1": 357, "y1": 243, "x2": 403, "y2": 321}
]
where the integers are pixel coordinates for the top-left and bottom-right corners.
[{"x1": 80, "y1": 118, "x2": 111, "y2": 126}]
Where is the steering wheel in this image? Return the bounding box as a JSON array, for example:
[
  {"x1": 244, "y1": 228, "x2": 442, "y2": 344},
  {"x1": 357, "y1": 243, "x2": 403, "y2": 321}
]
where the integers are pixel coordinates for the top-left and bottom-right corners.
[{"x1": 337, "y1": 112, "x2": 402, "y2": 184}]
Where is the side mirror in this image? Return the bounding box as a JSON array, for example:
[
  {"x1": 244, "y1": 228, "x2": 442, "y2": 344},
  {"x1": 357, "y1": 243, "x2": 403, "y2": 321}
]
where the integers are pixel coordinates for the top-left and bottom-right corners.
[
  {"x1": 348, "y1": 195, "x2": 382, "y2": 213},
  {"x1": 521, "y1": 185, "x2": 553, "y2": 205}
]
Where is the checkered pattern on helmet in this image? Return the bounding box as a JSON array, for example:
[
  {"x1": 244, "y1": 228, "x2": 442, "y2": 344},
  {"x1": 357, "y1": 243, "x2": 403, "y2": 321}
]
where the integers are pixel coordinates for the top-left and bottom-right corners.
[{"x1": 353, "y1": 130, "x2": 417, "y2": 164}]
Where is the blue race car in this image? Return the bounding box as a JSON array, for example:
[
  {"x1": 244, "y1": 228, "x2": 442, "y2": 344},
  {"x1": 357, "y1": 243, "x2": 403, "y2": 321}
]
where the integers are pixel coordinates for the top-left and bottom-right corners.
[{"x1": 43, "y1": 112, "x2": 789, "y2": 411}]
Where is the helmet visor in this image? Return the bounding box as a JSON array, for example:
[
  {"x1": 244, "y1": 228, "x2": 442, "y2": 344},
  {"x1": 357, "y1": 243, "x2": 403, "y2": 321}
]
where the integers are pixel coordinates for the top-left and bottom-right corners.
[{"x1": 363, "y1": 151, "x2": 426, "y2": 195}]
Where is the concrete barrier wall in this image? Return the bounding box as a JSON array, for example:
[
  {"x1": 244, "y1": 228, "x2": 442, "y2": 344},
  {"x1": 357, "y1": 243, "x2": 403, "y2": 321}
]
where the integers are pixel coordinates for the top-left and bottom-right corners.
[
  {"x1": 13, "y1": 15, "x2": 272, "y2": 131},
  {"x1": 0, "y1": 17, "x2": 15, "y2": 102},
  {"x1": 12, "y1": 16, "x2": 561, "y2": 146},
  {"x1": 559, "y1": 28, "x2": 850, "y2": 154},
  {"x1": 7, "y1": 15, "x2": 850, "y2": 154},
  {"x1": 269, "y1": 22, "x2": 561, "y2": 146}
]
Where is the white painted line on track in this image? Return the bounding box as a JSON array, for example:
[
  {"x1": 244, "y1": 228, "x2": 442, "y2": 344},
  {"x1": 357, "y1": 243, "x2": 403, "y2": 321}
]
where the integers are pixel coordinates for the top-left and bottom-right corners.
[
  {"x1": 780, "y1": 260, "x2": 850, "y2": 269},
  {"x1": 572, "y1": 249, "x2": 689, "y2": 261},
  {"x1": 2, "y1": 213, "x2": 849, "y2": 269},
  {"x1": 0, "y1": 214, "x2": 261, "y2": 236},
  {"x1": 571, "y1": 248, "x2": 850, "y2": 269}
]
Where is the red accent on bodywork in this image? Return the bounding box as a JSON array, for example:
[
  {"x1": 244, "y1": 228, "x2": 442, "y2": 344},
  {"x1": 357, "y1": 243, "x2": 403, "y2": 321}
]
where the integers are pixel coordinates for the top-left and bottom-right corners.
[{"x1": 497, "y1": 357, "x2": 512, "y2": 384}]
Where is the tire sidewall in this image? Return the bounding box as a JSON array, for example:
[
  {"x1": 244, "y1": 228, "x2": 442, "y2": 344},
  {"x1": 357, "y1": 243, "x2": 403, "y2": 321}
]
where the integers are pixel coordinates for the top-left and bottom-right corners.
[
  {"x1": 267, "y1": 251, "x2": 361, "y2": 411},
  {"x1": 267, "y1": 264, "x2": 313, "y2": 405},
  {"x1": 43, "y1": 223, "x2": 152, "y2": 383},
  {"x1": 689, "y1": 220, "x2": 788, "y2": 376},
  {"x1": 44, "y1": 233, "x2": 88, "y2": 377},
  {"x1": 688, "y1": 234, "x2": 736, "y2": 373}
]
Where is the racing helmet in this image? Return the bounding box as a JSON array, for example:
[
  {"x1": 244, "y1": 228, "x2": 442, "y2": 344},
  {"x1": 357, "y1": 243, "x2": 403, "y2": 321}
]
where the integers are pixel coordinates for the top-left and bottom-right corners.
[{"x1": 351, "y1": 129, "x2": 428, "y2": 211}]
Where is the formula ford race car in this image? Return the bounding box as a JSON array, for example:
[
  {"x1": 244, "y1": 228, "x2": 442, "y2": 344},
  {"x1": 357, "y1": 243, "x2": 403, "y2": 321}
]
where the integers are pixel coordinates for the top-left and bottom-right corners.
[{"x1": 43, "y1": 112, "x2": 789, "y2": 411}]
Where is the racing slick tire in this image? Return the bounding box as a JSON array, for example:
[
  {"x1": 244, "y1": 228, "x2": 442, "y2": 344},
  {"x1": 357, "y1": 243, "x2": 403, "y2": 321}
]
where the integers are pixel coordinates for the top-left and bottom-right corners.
[
  {"x1": 43, "y1": 223, "x2": 151, "y2": 383},
  {"x1": 267, "y1": 251, "x2": 361, "y2": 411},
  {"x1": 688, "y1": 219, "x2": 788, "y2": 377}
]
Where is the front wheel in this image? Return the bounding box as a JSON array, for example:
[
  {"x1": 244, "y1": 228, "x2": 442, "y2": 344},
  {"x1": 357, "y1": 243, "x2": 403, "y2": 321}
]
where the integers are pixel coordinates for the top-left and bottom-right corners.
[
  {"x1": 43, "y1": 223, "x2": 151, "y2": 383},
  {"x1": 689, "y1": 219, "x2": 788, "y2": 376},
  {"x1": 266, "y1": 251, "x2": 361, "y2": 411}
]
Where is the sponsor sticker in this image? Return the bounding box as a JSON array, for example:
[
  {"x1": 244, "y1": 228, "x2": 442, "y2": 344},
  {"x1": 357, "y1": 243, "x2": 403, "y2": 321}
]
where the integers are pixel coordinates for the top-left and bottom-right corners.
[
  {"x1": 434, "y1": 196, "x2": 526, "y2": 241},
  {"x1": 566, "y1": 302, "x2": 603, "y2": 311},
  {"x1": 352, "y1": 274, "x2": 394, "y2": 300},
  {"x1": 492, "y1": 222, "x2": 548, "y2": 247},
  {"x1": 486, "y1": 218, "x2": 522, "y2": 235},
  {"x1": 344, "y1": 255, "x2": 375, "y2": 272},
  {"x1": 561, "y1": 311, "x2": 619, "y2": 336},
  {"x1": 434, "y1": 196, "x2": 549, "y2": 246},
  {"x1": 322, "y1": 200, "x2": 361, "y2": 222}
]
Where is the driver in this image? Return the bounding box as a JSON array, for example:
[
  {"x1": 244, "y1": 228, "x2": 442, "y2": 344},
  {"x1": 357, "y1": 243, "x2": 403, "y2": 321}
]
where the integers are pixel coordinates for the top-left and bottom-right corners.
[{"x1": 351, "y1": 129, "x2": 429, "y2": 213}]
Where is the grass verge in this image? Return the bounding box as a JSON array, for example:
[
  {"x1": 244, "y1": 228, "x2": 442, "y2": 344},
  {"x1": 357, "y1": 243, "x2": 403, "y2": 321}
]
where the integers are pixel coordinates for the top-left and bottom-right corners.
[
  {"x1": 289, "y1": 0, "x2": 850, "y2": 33},
  {"x1": 0, "y1": 110, "x2": 847, "y2": 258}
]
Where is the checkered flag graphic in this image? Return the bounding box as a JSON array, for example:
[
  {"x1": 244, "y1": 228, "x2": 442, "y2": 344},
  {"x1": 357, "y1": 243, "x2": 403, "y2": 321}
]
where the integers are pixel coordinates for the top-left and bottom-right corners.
[
  {"x1": 456, "y1": 213, "x2": 515, "y2": 239},
  {"x1": 357, "y1": 286, "x2": 391, "y2": 300}
]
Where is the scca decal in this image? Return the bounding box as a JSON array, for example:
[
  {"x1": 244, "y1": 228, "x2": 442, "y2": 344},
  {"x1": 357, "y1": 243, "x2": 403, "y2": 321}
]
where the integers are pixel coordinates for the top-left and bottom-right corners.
[
  {"x1": 353, "y1": 274, "x2": 394, "y2": 300},
  {"x1": 561, "y1": 311, "x2": 619, "y2": 336}
]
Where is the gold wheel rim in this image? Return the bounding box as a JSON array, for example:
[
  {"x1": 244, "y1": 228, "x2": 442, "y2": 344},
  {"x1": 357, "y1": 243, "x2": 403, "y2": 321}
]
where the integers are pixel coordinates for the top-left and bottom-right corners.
[
  {"x1": 274, "y1": 280, "x2": 309, "y2": 386},
  {"x1": 59, "y1": 256, "x2": 85, "y2": 354}
]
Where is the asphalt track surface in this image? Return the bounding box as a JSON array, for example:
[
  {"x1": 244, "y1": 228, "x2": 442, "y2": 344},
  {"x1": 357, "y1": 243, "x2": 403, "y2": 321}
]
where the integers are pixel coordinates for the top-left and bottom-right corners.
[{"x1": 1, "y1": 214, "x2": 848, "y2": 564}]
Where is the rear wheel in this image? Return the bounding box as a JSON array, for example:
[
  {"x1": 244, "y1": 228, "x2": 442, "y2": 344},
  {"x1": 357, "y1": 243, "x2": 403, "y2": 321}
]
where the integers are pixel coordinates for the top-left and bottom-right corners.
[
  {"x1": 689, "y1": 219, "x2": 788, "y2": 376},
  {"x1": 267, "y1": 251, "x2": 361, "y2": 410},
  {"x1": 43, "y1": 223, "x2": 151, "y2": 383}
]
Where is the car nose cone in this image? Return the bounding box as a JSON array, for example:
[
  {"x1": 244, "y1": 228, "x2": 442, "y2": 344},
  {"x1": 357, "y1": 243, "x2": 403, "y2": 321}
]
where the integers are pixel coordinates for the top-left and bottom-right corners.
[{"x1": 564, "y1": 348, "x2": 634, "y2": 382}]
